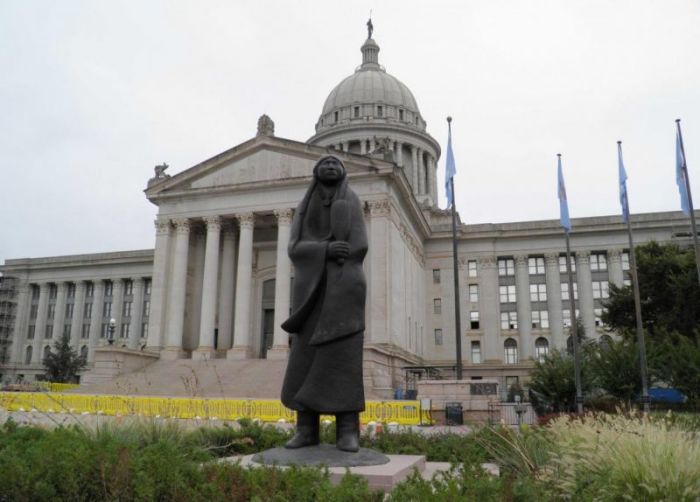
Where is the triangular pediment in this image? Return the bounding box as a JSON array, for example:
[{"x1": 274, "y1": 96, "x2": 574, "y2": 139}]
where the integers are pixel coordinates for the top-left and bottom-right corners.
[{"x1": 146, "y1": 135, "x2": 388, "y2": 200}]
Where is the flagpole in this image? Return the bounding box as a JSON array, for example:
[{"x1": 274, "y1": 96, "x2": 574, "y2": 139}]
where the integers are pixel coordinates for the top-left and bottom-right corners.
[
  {"x1": 676, "y1": 119, "x2": 700, "y2": 285},
  {"x1": 559, "y1": 153, "x2": 583, "y2": 414},
  {"x1": 618, "y1": 141, "x2": 650, "y2": 414},
  {"x1": 448, "y1": 117, "x2": 463, "y2": 380}
]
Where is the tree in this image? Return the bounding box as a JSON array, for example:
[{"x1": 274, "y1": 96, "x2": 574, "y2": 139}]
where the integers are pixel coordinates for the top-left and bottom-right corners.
[
  {"x1": 652, "y1": 331, "x2": 700, "y2": 404},
  {"x1": 603, "y1": 241, "x2": 700, "y2": 339},
  {"x1": 42, "y1": 333, "x2": 86, "y2": 383},
  {"x1": 528, "y1": 349, "x2": 591, "y2": 415},
  {"x1": 587, "y1": 335, "x2": 642, "y2": 405}
]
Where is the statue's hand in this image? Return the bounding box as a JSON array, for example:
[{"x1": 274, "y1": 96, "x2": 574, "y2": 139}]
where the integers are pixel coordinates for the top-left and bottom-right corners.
[{"x1": 328, "y1": 241, "x2": 350, "y2": 260}]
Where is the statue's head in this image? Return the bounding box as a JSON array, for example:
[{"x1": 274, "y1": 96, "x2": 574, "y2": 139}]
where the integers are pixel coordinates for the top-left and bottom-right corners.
[{"x1": 313, "y1": 156, "x2": 346, "y2": 186}]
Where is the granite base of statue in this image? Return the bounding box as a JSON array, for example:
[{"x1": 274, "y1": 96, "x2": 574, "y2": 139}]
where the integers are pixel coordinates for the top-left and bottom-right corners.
[{"x1": 253, "y1": 155, "x2": 387, "y2": 468}]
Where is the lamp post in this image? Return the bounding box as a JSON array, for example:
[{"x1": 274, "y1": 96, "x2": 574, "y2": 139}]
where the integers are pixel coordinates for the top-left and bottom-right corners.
[{"x1": 108, "y1": 317, "x2": 116, "y2": 345}]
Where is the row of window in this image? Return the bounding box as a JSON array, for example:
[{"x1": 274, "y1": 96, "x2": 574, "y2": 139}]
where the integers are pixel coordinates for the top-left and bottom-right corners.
[
  {"x1": 30, "y1": 299, "x2": 151, "y2": 321},
  {"x1": 327, "y1": 106, "x2": 416, "y2": 125},
  {"x1": 431, "y1": 252, "x2": 630, "y2": 283},
  {"x1": 30, "y1": 279, "x2": 151, "y2": 300},
  {"x1": 26, "y1": 318, "x2": 150, "y2": 341},
  {"x1": 432, "y1": 336, "x2": 551, "y2": 365}
]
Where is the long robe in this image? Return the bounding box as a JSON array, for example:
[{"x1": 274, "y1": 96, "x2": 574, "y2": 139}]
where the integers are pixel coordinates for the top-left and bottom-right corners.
[{"x1": 280, "y1": 177, "x2": 368, "y2": 413}]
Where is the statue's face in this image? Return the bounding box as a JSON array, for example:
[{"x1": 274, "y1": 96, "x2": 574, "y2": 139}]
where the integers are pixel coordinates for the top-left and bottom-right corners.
[{"x1": 316, "y1": 158, "x2": 343, "y2": 184}]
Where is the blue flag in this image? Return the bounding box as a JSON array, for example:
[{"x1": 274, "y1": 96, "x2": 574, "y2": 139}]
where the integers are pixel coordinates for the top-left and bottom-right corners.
[
  {"x1": 677, "y1": 127, "x2": 691, "y2": 216},
  {"x1": 445, "y1": 123, "x2": 456, "y2": 207},
  {"x1": 618, "y1": 143, "x2": 629, "y2": 223},
  {"x1": 558, "y1": 155, "x2": 571, "y2": 232}
]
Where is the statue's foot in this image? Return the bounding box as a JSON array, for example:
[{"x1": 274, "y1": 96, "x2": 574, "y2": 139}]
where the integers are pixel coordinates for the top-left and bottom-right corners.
[
  {"x1": 335, "y1": 412, "x2": 360, "y2": 452},
  {"x1": 285, "y1": 432, "x2": 320, "y2": 449},
  {"x1": 285, "y1": 411, "x2": 320, "y2": 449}
]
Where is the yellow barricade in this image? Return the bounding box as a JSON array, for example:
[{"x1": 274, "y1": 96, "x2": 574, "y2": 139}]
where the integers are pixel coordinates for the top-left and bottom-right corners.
[
  {"x1": 35, "y1": 382, "x2": 80, "y2": 393},
  {"x1": 0, "y1": 392, "x2": 423, "y2": 425}
]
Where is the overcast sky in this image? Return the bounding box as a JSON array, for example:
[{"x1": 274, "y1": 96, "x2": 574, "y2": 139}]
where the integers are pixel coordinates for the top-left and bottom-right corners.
[{"x1": 2, "y1": 0, "x2": 700, "y2": 263}]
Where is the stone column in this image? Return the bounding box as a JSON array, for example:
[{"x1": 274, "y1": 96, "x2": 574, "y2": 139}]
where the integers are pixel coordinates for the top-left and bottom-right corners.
[
  {"x1": 69, "y1": 281, "x2": 86, "y2": 349},
  {"x1": 53, "y1": 283, "x2": 67, "y2": 340},
  {"x1": 194, "y1": 216, "x2": 221, "y2": 359},
  {"x1": 575, "y1": 251, "x2": 595, "y2": 339},
  {"x1": 360, "y1": 139, "x2": 367, "y2": 155},
  {"x1": 608, "y1": 248, "x2": 624, "y2": 287},
  {"x1": 396, "y1": 142, "x2": 403, "y2": 167},
  {"x1": 369, "y1": 137, "x2": 376, "y2": 153},
  {"x1": 163, "y1": 218, "x2": 190, "y2": 359},
  {"x1": 218, "y1": 222, "x2": 237, "y2": 351},
  {"x1": 366, "y1": 201, "x2": 391, "y2": 346},
  {"x1": 478, "y1": 256, "x2": 501, "y2": 362},
  {"x1": 146, "y1": 219, "x2": 171, "y2": 351},
  {"x1": 88, "y1": 281, "x2": 105, "y2": 362},
  {"x1": 514, "y1": 255, "x2": 533, "y2": 360},
  {"x1": 268, "y1": 208, "x2": 293, "y2": 360},
  {"x1": 31, "y1": 283, "x2": 49, "y2": 364},
  {"x1": 229, "y1": 212, "x2": 255, "y2": 359},
  {"x1": 11, "y1": 284, "x2": 30, "y2": 364},
  {"x1": 545, "y1": 253, "x2": 564, "y2": 350},
  {"x1": 417, "y1": 148, "x2": 425, "y2": 194},
  {"x1": 128, "y1": 278, "x2": 145, "y2": 349},
  {"x1": 112, "y1": 280, "x2": 124, "y2": 343},
  {"x1": 411, "y1": 145, "x2": 418, "y2": 193},
  {"x1": 429, "y1": 155, "x2": 438, "y2": 203}
]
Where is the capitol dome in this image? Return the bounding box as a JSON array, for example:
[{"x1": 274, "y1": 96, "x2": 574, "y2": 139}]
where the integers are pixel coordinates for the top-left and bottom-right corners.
[{"x1": 308, "y1": 24, "x2": 441, "y2": 206}]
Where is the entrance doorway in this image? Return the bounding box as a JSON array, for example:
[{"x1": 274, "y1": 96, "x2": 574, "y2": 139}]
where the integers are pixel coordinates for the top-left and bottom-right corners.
[{"x1": 260, "y1": 279, "x2": 275, "y2": 358}]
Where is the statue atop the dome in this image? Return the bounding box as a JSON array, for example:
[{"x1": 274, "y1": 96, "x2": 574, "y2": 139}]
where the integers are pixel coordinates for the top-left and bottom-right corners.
[
  {"x1": 366, "y1": 17, "x2": 373, "y2": 39},
  {"x1": 257, "y1": 114, "x2": 275, "y2": 137},
  {"x1": 280, "y1": 155, "x2": 368, "y2": 453},
  {"x1": 148, "y1": 163, "x2": 170, "y2": 186}
]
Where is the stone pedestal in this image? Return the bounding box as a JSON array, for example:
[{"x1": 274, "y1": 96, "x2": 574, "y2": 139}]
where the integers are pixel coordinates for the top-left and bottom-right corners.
[{"x1": 80, "y1": 347, "x2": 159, "y2": 386}]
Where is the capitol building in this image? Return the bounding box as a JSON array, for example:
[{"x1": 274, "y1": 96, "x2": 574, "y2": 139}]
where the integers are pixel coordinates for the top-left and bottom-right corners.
[{"x1": 0, "y1": 28, "x2": 692, "y2": 397}]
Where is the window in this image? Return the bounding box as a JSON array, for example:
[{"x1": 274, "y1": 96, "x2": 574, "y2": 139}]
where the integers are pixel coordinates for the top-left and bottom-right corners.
[
  {"x1": 470, "y1": 311, "x2": 480, "y2": 329},
  {"x1": 101, "y1": 324, "x2": 108, "y2": 339},
  {"x1": 434, "y1": 329, "x2": 443, "y2": 346},
  {"x1": 144, "y1": 280, "x2": 151, "y2": 296},
  {"x1": 532, "y1": 310, "x2": 549, "y2": 329},
  {"x1": 498, "y1": 258, "x2": 515, "y2": 276},
  {"x1": 30, "y1": 305, "x2": 38, "y2": 319},
  {"x1": 124, "y1": 280, "x2": 133, "y2": 296},
  {"x1": 143, "y1": 300, "x2": 150, "y2": 317},
  {"x1": 623, "y1": 278, "x2": 632, "y2": 287},
  {"x1": 471, "y1": 341, "x2": 481, "y2": 364},
  {"x1": 32, "y1": 286, "x2": 40, "y2": 299},
  {"x1": 433, "y1": 298, "x2": 442, "y2": 314},
  {"x1": 499, "y1": 285, "x2": 516, "y2": 303},
  {"x1": 85, "y1": 282, "x2": 94, "y2": 298},
  {"x1": 432, "y1": 269, "x2": 441, "y2": 284},
  {"x1": 82, "y1": 324, "x2": 90, "y2": 339},
  {"x1": 467, "y1": 260, "x2": 477, "y2": 277},
  {"x1": 65, "y1": 303, "x2": 73, "y2": 319},
  {"x1": 27, "y1": 325, "x2": 35, "y2": 340},
  {"x1": 500, "y1": 311, "x2": 518, "y2": 330},
  {"x1": 591, "y1": 253, "x2": 608, "y2": 271},
  {"x1": 25, "y1": 346, "x2": 33, "y2": 364},
  {"x1": 561, "y1": 282, "x2": 578, "y2": 301},
  {"x1": 559, "y1": 255, "x2": 576, "y2": 273},
  {"x1": 562, "y1": 309, "x2": 580, "y2": 327},
  {"x1": 504, "y1": 338, "x2": 518, "y2": 364},
  {"x1": 103, "y1": 302, "x2": 112, "y2": 318},
  {"x1": 377, "y1": 105, "x2": 383, "y2": 117},
  {"x1": 104, "y1": 281, "x2": 113, "y2": 297},
  {"x1": 469, "y1": 284, "x2": 479, "y2": 303},
  {"x1": 535, "y1": 337, "x2": 549, "y2": 362},
  {"x1": 80, "y1": 345, "x2": 88, "y2": 360},
  {"x1": 120, "y1": 324, "x2": 130, "y2": 339},
  {"x1": 399, "y1": 109, "x2": 404, "y2": 121},
  {"x1": 47, "y1": 304, "x2": 56, "y2": 320},
  {"x1": 592, "y1": 281, "x2": 609, "y2": 299},
  {"x1": 49, "y1": 284, "x2": 57, "y2": 299},
  {"x1": 354, "y1": 106, "x2": 360, "y2": 118},
  {"x1": 529, "y1": 284, "x2": 547, "y2": 302},
  {"x1": 84, "y1": 303, "x2": 92, "y2": 319},
  {"x1": 63, "y1": 324, "x2": 71, "y2": 337},
  {"x1": 594, "y1": 308, "x2": 603, "y2": 327},
  {"x1": 123, "y1": 301, "x2": 132, "y2": 318},
  {"x1": 67, "y1": 283, "x2": 76, "y2": 298},
  {"x1": 528, "y1": 257, "x2": 545, "y2": 275},
  {"x1": 43, "y1": 345, "x2": 51, "y2": 359},
  {"x1": 622, "y1": 252, "x2": 630, "y2": 271},
  {"x1": 141, "y1": 322, "x2": 149, "y2": 339},
  {"x1": 334, "y1": 111, "x2": 338, "y2": 123},
  {"x1": 45, "y1": 325, "x2": 53, "y2": 339}
]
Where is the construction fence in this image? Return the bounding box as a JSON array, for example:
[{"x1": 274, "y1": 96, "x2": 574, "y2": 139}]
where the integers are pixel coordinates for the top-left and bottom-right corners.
[{"x1": 0, "y1": 391, "x2": 429, "y2": 426}]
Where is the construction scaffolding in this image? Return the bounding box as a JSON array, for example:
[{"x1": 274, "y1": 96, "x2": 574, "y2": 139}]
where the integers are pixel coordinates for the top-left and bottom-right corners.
[{"x1": 0, "y1": 275, "x2": 18, "y2": 365}]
